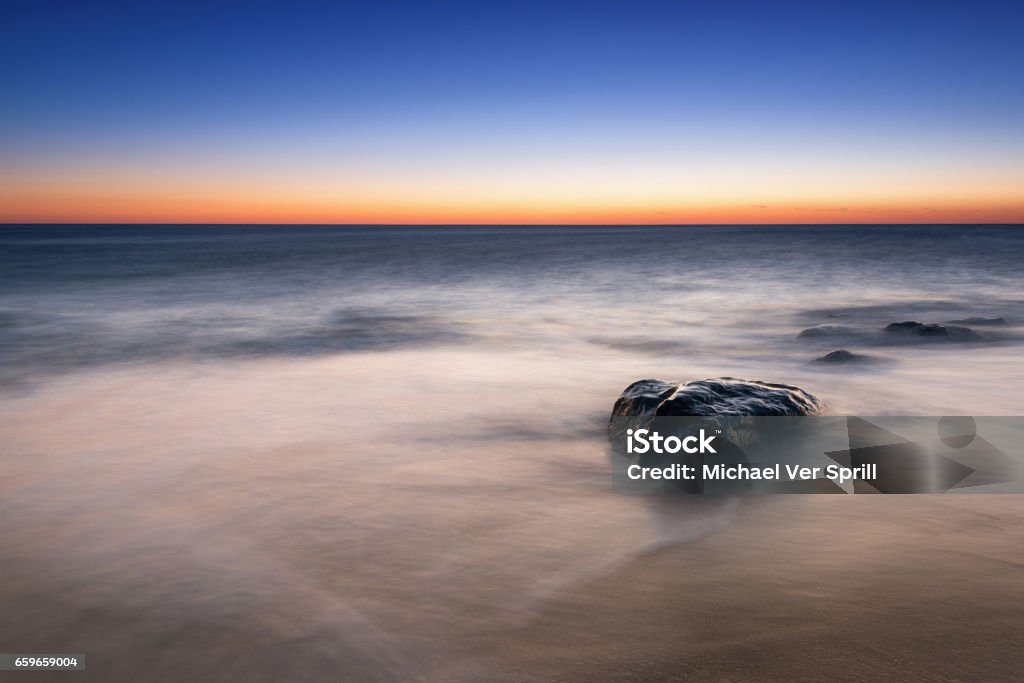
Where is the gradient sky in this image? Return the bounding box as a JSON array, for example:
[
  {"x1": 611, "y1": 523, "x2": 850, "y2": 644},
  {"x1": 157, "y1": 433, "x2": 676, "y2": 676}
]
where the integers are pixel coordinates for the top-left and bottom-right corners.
[{"x1": 2, "y1": 0, "x2": 1023, "y2": 223}]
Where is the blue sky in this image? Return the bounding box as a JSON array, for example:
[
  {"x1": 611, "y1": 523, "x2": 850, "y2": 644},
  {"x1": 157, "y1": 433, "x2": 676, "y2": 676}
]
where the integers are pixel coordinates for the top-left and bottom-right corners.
[{"x1": 2, "y1": 0, "x2": 1022, "y2": 222}]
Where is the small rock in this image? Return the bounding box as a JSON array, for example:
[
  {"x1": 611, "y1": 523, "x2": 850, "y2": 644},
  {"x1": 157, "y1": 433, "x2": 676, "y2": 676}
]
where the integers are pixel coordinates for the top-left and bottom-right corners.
[
  {"x1": 813, "y1": 349, "x2": 862, "y2": 363},
  {"x1": 884, "y1": 321, "x2": 979, "y2": 341},
  {"x1": 797, "y1": 325, "x2": 858, "y2": 339}
]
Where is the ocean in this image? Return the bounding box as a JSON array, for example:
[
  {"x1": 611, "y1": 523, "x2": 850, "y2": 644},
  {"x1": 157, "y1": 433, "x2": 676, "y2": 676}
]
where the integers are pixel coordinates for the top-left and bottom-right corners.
[{"x1": 1, "y1": 224, "x2": 1023, "y2": 680}]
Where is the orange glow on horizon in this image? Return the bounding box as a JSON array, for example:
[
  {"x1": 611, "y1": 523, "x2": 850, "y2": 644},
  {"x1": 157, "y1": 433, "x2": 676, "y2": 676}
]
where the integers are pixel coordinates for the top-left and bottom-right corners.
[
  {"x1": 5, "y1": 149, "x2": 1022, "y2": 224},
  {"x1": 2, "y1": 189, "x2": 1021, "y2": 225}
]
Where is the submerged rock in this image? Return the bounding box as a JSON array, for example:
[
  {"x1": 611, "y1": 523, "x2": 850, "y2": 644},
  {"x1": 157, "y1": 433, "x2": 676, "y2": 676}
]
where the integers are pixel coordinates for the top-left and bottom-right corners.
[
  {"x1": 797, "y1": 325, "x2": 858, "y2": 339},
  {"x1": 946, "y1": 316, "x2": 1008, "y2": 326},
  {"x1": 813, "y1": 349, "x2": 863, "y2": 364},
  {"x1": 885, "y1": 321, "x2": 949, "y2": 336},
  {"x1": 611, "y1": 377, "x2": 824, "y2": 421},
  {"x1": 884, "y1": 321, "x2": 979, "y2": 341}
]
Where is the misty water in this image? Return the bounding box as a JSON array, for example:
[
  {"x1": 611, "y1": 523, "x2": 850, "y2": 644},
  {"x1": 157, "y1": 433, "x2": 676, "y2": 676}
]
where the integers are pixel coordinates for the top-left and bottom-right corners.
[{"x1": 2, "y1": 225, "x2": 1023, "y2": 679}]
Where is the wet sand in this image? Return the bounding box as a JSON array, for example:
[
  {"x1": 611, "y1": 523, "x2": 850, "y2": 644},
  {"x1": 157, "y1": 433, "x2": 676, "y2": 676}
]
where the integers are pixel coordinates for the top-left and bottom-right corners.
[
  {"x1": 1, "y1": 351, "x2": 1023, "y2": 682},
  {"x1": 443, "y1": 496, "x2": 1024, "y2": 682},
  {"x1": 5, "y1": 496, "x2": 1022, "y2": 681}
]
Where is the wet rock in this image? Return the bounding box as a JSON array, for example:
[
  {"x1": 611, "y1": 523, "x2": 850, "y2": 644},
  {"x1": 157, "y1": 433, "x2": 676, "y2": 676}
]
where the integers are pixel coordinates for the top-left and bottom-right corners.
[
  {"x1": 813, "y1": 349, "x2": 863, "y2": 363},
  {"x1": 609, "y1": 378, "x2": 825, "y2": 494},
  {"x1": 946, "y1": 317, "x2": 1008, "y2": 326},
  {"x1": 611, "y1": 377, "x2": 824, "y2": 421},
  {"x1": 884, "y1": 321, "x2": 979, "y2": 341}
]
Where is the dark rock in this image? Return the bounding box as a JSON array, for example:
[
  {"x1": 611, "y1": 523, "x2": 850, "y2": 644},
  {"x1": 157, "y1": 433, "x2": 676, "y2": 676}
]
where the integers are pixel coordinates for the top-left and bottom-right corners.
[
  {"x1": 611, "y1": 377, "x2": 824, "y2": 421},
  {"x1": 946, "y1": 317, "x2": 1008, "y2": 326},
  {"x1": 813, "y1": 349, "x2": 862, "y2": 363},
  {"x1": 886, "y1": 321, "x2": 947, "y2": 336},
  {"x1": 609, "y1": 378, "x2": 825, "y2": 494},
  {"x1": 797, "y1": 325, "x2": 858, "y2": 338},
  {"x1": 884, "y1": 321, "x2": 979, "y2": 341}
]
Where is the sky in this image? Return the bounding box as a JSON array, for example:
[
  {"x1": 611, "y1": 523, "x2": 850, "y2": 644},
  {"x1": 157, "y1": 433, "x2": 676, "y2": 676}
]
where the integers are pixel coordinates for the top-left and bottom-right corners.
[{"x1": 1, "y1": 0, "x2": 1023, "y2": 224}]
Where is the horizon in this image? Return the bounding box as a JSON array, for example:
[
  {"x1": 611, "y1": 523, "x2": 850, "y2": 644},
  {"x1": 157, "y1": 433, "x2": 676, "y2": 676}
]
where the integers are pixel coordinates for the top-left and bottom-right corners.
[
  {"x1": 3, "y1": 0, "x2": 1023, "y2": 224},
  {"x1": 4, "y1": 221, "x2": 1024, "y2": 227}
]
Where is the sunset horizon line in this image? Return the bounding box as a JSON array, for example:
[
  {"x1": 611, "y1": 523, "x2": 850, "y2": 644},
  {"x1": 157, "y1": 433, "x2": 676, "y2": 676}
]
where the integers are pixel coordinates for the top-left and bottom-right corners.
[{"x1": 5, "y1": 221, "x2": 1022, "y2": 226}]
